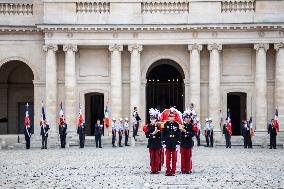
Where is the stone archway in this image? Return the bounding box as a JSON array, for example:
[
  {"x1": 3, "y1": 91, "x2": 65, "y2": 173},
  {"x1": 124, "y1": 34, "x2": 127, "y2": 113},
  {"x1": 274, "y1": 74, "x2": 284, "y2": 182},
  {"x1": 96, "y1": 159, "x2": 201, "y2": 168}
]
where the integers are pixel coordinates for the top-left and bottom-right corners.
[
  {"x1": 0, "y1": 60, "x2": 34, "y2": 134},
  {"x1": 146, "y1": 59, "x2": 185, "y2": 122}
]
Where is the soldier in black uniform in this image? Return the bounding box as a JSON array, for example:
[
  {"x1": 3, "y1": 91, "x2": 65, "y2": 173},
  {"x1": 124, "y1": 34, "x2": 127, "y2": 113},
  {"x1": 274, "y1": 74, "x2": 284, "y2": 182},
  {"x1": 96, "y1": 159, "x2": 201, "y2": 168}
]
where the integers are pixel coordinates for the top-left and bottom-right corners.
[
  {"x1": 162, "y1": 112, "x2": 181, "y2": 176},
  {"x1": 40, "y1": 120, "x2": 50, "y2": 149},
  {"x1": 268, "y1": 119, "x2": 277, "y2": 149},
  {"x1": 24, "y1": 123, "x2": 32, "y2": 149},
  {"x1": 94, "y1": 119, "x2": 103, "y2": 148},
  {"x1": 77, "y1": 123, "x2": 86, "y2": 148},
  {"x1": 180, "y1": 112, "x2": 196, "y2": 174},
  {"x1": 222, "y1": 119, "x2": 231, "y2": 148},
  {"x1": 59, "y1": 121, "x2": 67, "y2": 148},
  {"x1": 144, "y1": 109, "x2": 161, "y2": 174}
]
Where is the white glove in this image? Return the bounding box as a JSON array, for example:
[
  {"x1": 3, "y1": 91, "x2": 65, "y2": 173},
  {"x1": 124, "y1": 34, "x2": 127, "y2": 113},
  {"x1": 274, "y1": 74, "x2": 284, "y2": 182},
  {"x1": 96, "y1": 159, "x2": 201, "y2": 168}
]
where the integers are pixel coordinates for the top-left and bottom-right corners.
[
  {"x1": 162, "y1": 144, "x2": 166, "y2": 148},
  {"x1": 176, "y1": 145, "x2": 180, "y2": 151}
]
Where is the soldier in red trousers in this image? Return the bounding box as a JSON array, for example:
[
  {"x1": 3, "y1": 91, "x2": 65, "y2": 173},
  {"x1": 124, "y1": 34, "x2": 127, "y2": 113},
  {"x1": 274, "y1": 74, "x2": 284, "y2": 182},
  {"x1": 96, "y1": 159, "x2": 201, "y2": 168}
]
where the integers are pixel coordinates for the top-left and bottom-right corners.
[
  {"x1": 144, "y1": 108, "x2": 162, "y2": 174},
  {"x1": 180, "y1": 110, "x2": 197, "y2": 174},
  {"x1": 162, "y1": 111, "x2": 181, "y2": 176}
]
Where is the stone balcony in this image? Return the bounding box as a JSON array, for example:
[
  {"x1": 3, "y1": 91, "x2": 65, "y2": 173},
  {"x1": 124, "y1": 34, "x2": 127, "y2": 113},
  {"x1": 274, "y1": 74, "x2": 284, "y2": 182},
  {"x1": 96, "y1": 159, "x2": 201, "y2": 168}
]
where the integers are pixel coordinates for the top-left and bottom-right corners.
[{"x1": 0, "y1": 0, "x2": 284, "y2": 26}]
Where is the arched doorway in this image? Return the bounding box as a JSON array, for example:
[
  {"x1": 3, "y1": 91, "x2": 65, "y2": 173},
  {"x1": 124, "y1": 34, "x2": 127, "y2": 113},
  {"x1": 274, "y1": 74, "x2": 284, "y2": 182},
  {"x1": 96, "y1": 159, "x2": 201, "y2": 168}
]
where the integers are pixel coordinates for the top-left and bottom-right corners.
[
  {"x1": 85, "y1": 92, "x2": 104, "y2": 136},
  {"x1": 146, "y1": 59, "x2": 185, "y2": 122},
  {"x1": 227, "y1": 92, "x2": 247, "y2": 136},
  {"x1": 0, "y1": 60, "x2": 34, "y2": 135}
]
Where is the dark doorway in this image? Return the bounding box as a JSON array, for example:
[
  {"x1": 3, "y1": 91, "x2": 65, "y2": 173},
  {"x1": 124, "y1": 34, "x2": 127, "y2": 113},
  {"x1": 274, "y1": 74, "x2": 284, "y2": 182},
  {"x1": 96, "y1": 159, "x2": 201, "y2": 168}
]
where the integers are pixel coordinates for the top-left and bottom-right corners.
[
  {"x1": 227, "y1": 92, "x2": 247, "y2": 136},
  {"x1": 85, "y1": 93, "x2": 104, "y2": 136},
  {"x1": 18, "y1": 102, "x2": 34, "y2": 134},
  {"x1": 146, "y1": 59, "x2": 185, "y2": 122}
]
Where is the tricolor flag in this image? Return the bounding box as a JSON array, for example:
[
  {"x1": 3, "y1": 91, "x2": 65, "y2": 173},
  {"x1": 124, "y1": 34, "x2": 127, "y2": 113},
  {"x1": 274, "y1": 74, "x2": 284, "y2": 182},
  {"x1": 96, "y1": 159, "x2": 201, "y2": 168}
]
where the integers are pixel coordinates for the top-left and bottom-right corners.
[
  {"x1": 40, "y1": 101, "x2": 46, "y2": 127},
  {"x1": 248, "y1": 116, "x2": 253, "y2": 138},
  {"x1": 274, "y1": 108, "x2": 280, "y2": 132},
  {"x1": 77, "y1": 103, "x2": 84, "y2": 127},
  {"x1": 25, "y1": 103, "x2": 30, "y2": 127},
  {"x1": 227, "y1": 110, "x2": 232, "y2": 135},
  {"x1": 60, "y1": 102, "x2": 65, "y2": 125},
  {"x1": 103, "y1": 105, "x2": 110, "y2": 128}
]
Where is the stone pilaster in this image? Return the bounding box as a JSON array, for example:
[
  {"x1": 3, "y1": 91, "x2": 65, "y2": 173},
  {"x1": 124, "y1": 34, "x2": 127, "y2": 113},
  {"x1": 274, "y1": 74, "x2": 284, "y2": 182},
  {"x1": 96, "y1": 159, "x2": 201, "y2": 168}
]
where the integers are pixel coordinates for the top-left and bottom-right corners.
[
  {"x1": 128, "y1": 44, "x2": 143, "y2": 119},
  {"x1": 254, "y1": 43, "x2": 269, "y2": 131},
  {"x1": 188, "y1": 44, "x2": 202, "y2": 116},
  {"x1": 208, "y1": 44, "x2": 222, "y2": 131},
  {"x1": 63, "y1": 44, "x2": 78, "y2": 135},
  {"x1": 109, "y1": 44, "x2": 123, "y2": 120},
  {"x1": 274, "y1": 43, "x2": 284, "y2": 127},
  {"x1": 43, "y1": 44, "x2": 58, "y2": 134}
]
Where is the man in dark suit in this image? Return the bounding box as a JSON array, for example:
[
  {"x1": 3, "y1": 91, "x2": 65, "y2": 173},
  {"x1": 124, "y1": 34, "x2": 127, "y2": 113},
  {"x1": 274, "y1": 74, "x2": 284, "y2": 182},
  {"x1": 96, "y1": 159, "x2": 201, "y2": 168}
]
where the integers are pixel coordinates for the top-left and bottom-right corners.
[
  {"x1": 40, "y1": 120, "x2": 49, "y2": 149},
  {"x1": 59, "y1": 121, "x2": 67, "y2": 148},
  {"x1": 94, "y1": 119, "x2": 103, "y2": 148}
]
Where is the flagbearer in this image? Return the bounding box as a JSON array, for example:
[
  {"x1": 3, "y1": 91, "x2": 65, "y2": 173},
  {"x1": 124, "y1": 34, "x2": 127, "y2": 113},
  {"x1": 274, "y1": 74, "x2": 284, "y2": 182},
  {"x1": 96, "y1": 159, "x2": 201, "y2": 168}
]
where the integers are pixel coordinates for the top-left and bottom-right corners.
[
  {"x1": 59, "y1": 120, "x2": 67, "y2": 148},
  {"x1": 162, "y1": 111, "x2": 181, "y2": 176},
  {"x1": 77, "y1": 104, "x2": 85, "y2": 148},
  {"x1": 124, "y1": 118, "x2": 130, "y2": 146},
  {"x1": 40, "y1": 120, "x2": 49, "y2": 149},
  {"x1": 223, "y1": 119, "x2": 232, "y2": 148},
  {"x1": 180, "y1": 110, "x2": 198, "y2": 174},
  {"x1": 268, "y1": 119, "x2": 277, "y2": 149},
  {"x1": 143, "y1": 108, "x2": 161, "y2": 174},
  {"x1": 24, "y1": 103, "x2": 32, "y2": 149},
  {"x1": 242, "y1": 118, "x2": 252, "y2": 148}
]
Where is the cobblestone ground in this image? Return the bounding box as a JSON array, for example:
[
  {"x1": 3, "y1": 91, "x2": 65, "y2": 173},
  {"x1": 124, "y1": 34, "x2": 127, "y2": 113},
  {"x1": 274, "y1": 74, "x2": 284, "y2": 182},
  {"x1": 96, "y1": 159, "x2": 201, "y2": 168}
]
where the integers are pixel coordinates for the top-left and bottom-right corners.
[{"x1": 0, "y1": 145, "x2": 283, "y2": 189}]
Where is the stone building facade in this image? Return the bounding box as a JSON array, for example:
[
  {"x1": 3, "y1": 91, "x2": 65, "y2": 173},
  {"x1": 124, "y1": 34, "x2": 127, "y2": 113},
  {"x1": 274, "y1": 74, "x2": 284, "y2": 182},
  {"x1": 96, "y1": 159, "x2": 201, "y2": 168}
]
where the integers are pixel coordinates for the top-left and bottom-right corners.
[{"x1": 0, "y1": 0, "x2": 284, "y2": 143}]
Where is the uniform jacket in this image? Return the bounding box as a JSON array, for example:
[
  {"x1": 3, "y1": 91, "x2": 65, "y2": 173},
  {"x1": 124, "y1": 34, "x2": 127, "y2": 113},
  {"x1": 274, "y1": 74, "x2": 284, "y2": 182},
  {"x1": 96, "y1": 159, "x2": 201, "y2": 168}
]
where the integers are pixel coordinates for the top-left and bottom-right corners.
[
  {"x1": 94, "y1": 124, "x2": 103, "y2": 136},
  {"x1": 145, "y1": 123, "x2": 162, "y2": 149},
  {"x1": 162, "y1": 121, "x2": 181, "y2": 149},
  {"x1": 40, "y1": 124, "x2": 50, "y2": 137},
  {"x1": 268, "y1": 123, "x2": 277, "y2": 136},
  {"x1": 180, "y1": 122, "x2": 195, "y2": 148},
  {"x1": 59, "y1": 123, "x2": 67, "y2": 136}
]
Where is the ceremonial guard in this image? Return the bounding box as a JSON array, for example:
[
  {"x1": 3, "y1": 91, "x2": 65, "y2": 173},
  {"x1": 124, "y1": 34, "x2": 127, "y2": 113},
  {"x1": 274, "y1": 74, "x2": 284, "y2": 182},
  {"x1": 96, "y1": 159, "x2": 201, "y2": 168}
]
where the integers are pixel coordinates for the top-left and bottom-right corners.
[
  {"x1": 40, "y1": 120, "x2": 49, "y2": 149},
  {"x1": 242, "y1": 120, "x2": 252, "y2": 148},
  {"x1": 222, "y1": 119, "x2": 232, "y2": 148},
  {"x1": 59, "y1": 121, "x2": 67, "y2": 148},
  {"x1": 195, "y1": 117, "x2": 201, "y2": 146},
  {"x1": 133, "y1": 107, "x2": 141, "y2": 137},
  {"x1": 162, "y1": 111, "x2": 181, "y2": 176},
  {"x1": 124, "y1": 118, "x2": 130, "y2": 146},
  {"x1": 180, "y1": 110, "x2": 197, "y2": 174},
  {"x1": 111, "y1": 118, "x2": 117, "y2": 147},
  {"x1": 118, "y1": 118, "x2": 124, "y2": 147},
  {"x1": 143, "y1": 108, "x2": 161, "y2": 174},
  {"x1": 24, "y1": 103, "x2": 32, "y2": 149},
  {"x1": 208, "y1": 117, "x2": 214, "y2": 147},
  {"x1": 94, "y1": 119, "x2": 103, "y2": 148},
  {"x1": 268, "y1": 119, "x2": 277, "y2": 149},
  {"x1": 204, "y1": 118, "x2": 210, "y2": 147}
]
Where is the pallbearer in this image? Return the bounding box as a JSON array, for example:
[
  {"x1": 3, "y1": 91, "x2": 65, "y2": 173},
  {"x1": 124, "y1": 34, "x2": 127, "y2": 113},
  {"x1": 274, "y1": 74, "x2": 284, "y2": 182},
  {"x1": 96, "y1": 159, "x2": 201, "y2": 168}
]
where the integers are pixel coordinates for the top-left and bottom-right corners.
[
  {"x1": 143, "y1": 108, "x2": 161, "y2": 174},
  {"x1": 77, "y1": 103, "x2": 85, "y2": 148},
  {"x1": 162, "y1": 111, "x2": 181, "y2": 176},
  {"x1": 59, "y1": 102, "x2": 67, "y2": 148},
  {"x1": 24, "y1": 103, "x2": 32, "y2": 149},
  {"x1": 124, "y1": 118, "x2": 130, "y2": 146},
  {"x1": 180, "y1": 110, "x2": 197, "y2": 174}
]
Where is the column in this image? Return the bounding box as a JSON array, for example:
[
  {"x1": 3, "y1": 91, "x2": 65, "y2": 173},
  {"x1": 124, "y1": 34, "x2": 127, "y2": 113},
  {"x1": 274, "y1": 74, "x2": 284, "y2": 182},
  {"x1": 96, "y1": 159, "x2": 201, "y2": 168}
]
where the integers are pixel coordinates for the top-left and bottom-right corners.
[
  {"x1": 274, "y1": 43, "x2": 284, "y2": 126},
  {"x1": 188, "y1": 44, "x2": 202, "y2": 116},
  {"x1": 63, "y1": 44, "x2": 78, "y2": 134},
  {"x1": 43, "y1": 44, "x2": 58, "y2": 134},
  {"x1": 254, "y1": 43, "x2": 269, "y2": 130},
  {"x1": 128, "y1": 44, "x2": 143, "y2": 117},
  {"x1": 208, "y1": 44, "x2": 222, "y2": 131},
  {"x1": 109, "y1": 44, "x2": 123, "y2": 120}
]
